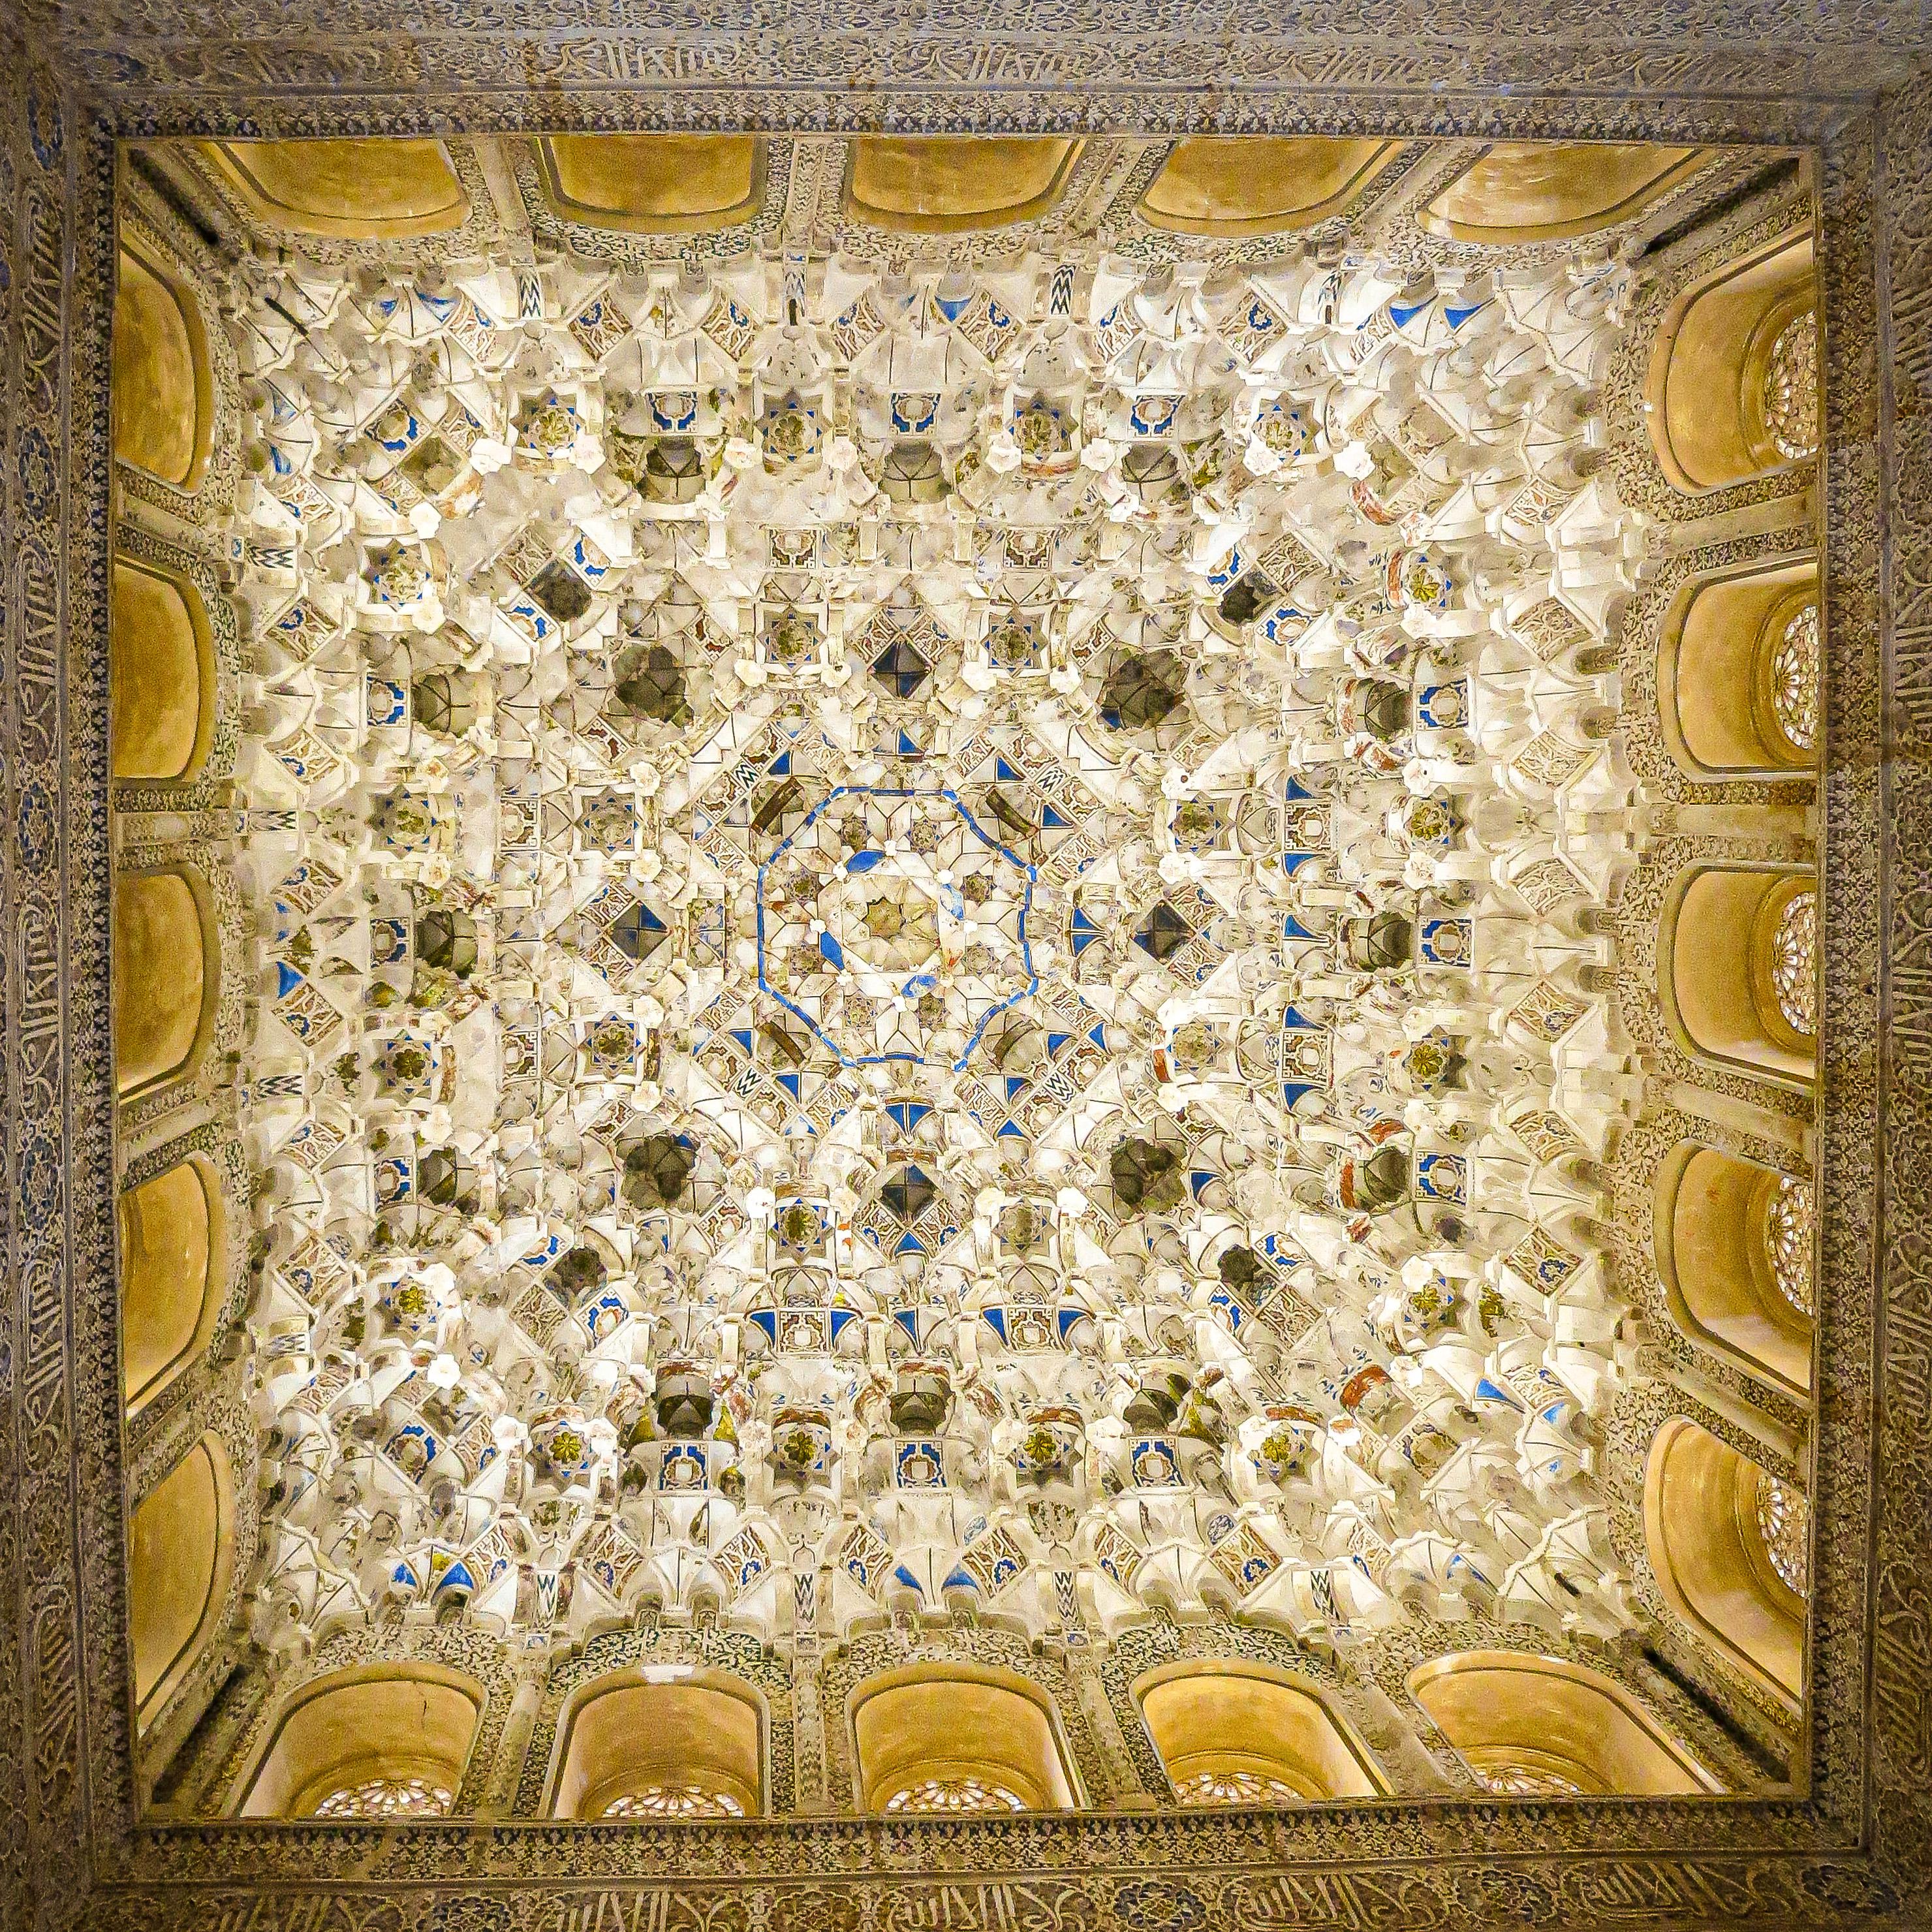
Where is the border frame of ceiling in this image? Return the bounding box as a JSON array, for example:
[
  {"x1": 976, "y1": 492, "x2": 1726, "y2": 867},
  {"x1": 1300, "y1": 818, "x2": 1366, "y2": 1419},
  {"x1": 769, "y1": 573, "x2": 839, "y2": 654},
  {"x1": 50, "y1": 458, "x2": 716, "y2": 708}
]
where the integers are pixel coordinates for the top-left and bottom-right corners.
[{"x1": 2, "y1": 12, "x2": 1925, "y2": 1928}]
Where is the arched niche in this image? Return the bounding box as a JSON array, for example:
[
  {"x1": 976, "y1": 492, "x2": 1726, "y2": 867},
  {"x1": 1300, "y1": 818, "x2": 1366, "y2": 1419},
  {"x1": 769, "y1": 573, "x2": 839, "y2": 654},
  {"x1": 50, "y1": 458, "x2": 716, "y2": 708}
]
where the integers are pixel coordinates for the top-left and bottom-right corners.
[
  {"x1": 1657, "y1": 865, "x2": 1816, "y2": 1087},
  {"x1": 129, "y1": 1433, "x2": 234, "y2": 1730},
  {"x1": 1655, "y1": 1142, "x2": 1813, "y2": 1399},
  {"x1": 112, "y1": 240, "x2": 213, "y2": 490},
  {"x1": 1644, "y1": 229, "x2": 1817, "y2": 493},
  {"x1": 114, "y1": 867, "x2": 218, "y2": 1099},
  {"x1": 1417, "y1": 142, "x2": 1709, "y2": 245},
  {"x1": 545, "y1": 1668, "x2": 766, "y2": 1818},
  {"x1": 1644, "y1": 1418, "x2": 1806, "y2": 1711},
  {"x1": 849, "y1": 1664, "x2": 1080, "y2": 1813},
  {"x1": 120, "y1": 1155, "x2": 226, "y2": 1412},
  {"x1": 1658, "y1": 556, "x2": 1818, "y2": 779},
  {"x1": 537, "y1": 136, "x2": 766, "y2": 232},
  {"x1": 842, "y1": 138, "x2": 1083, "y2": 233},
  {"x1": 198, "y1": 139, "x2": 470, "y2": 239},
  {"x1": 112, "y1": 555, "x2": 217, "y2": 782},
  {"x1": 1138, "y1": 138, "x2": 1403, "y2": 236},
  {"x1": 230, "y1": 1664, "x2": 484, "y2": 1816},
  {"x1": 1134, "y1": 1660, "x2": 1390, "y2": 1804},
  {"x1": 1409, "y1": 1651, "x2": 1720, "y2": 1795}
]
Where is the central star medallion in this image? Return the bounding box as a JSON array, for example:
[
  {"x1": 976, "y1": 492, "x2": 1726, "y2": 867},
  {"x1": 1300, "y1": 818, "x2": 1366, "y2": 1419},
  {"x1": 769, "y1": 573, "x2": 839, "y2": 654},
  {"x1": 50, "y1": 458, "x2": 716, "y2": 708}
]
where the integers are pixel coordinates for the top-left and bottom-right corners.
[{"x1": 756, "y1": 786, "x2": 1038, "y2": 1068}]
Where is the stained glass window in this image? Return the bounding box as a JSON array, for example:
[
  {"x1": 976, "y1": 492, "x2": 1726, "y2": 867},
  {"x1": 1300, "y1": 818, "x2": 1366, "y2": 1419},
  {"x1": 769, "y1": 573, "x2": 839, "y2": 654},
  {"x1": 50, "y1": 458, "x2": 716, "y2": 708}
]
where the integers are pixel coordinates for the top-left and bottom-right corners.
[
  {"x1": 884, "y1": 1777, "x2": 1026, "y2": 1815},
  {"x1": 1172, "y1": 1769, "x2": 1303, "y2": 1806},
  {"x1": 311, "y1": 1777, "x2": 452, "y2": 1819},
  {"x1": 1756, "y1": 1474, "x2": 1811, "y2": 1597},
  {"x1": 1764, "y1": 1175, "x2": 1816, "y2": 1319},
  {"x1": 602, "y1": 1785, "x2": 745, "y2": 1819},
  {"x1": 1769, "y1": 602, "x2": 1819, "y2": 755},
  {"x1": 1770, "y1": 888, "x2": 1818, "y2": 1038},
  {"x1": 1762, "y1": 309, "x2": 1819, "y2": 462}
]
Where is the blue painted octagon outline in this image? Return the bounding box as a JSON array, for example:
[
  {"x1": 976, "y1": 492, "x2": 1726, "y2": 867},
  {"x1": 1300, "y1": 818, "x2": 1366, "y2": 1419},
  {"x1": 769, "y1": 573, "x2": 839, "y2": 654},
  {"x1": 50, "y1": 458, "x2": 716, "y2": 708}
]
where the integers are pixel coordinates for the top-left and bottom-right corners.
[{"x1": 756, "y1": 785, "x2": 1039, "y2": 1071}]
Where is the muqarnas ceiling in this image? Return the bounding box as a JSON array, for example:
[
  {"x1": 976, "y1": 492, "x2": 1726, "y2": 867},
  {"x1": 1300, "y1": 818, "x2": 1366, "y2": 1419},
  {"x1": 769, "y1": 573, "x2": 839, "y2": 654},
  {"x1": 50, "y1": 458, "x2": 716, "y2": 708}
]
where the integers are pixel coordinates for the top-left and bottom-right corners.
[{"x1": 230, "y1": 237, "x2": 1652, "y2": 1677}]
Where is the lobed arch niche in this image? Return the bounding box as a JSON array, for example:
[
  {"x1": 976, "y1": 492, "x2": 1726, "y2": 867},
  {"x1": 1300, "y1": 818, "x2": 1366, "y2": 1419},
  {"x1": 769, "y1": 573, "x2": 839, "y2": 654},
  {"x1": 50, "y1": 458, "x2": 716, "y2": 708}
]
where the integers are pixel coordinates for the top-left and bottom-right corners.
[
  {"x1": 1132, "y1": 1660, "x2": 1390, "y2": 1805},
  {"x1": 128, "y1": 1433, "x2": 234, "y2": 1732},
  {"x1": 111, "y1": 553, "x2": 217, "y2": 783},
  {"x1": 1644, "y1": 1418, "x2": 1807, "y2": 1713},
  {"x1": 1417, "y1": 142, "x2": 1713, "y2": 245},
  {"x1": 544, "y1": 1668, "x2": 766, "y2": 1818},
  {"x1": 1656, "y1": 864, "x2": 1816, "y2": 1087},
  {"x1": 848, "y1": 1663, "x2": 1081, "y2": 1813},
  {"x1": 112, "y1": 236, "x2": 213, "y2": 491},
  {"x1": 119, "y1": 1154, "x2": 226, "y2": 1413},
  {"x1": 1657, "y1": 555, "x2": 1820, "y2": 780},
  {"x1": 1644, "y1": 227, "x2": 1818, "y2": 494},
  {"x1": 1409, "y1": 1651, "x2": 1721, "y2": 1796},
  {"x1": 1655, "y1": 1142, "x2": 1813, "y2": 1399},
  {"x1": 114, "y1": 865, "x2": 219, "y2": 1100},
  {"x1": 229, "y1": 1664, "x2": 484, "y2": 1817}
]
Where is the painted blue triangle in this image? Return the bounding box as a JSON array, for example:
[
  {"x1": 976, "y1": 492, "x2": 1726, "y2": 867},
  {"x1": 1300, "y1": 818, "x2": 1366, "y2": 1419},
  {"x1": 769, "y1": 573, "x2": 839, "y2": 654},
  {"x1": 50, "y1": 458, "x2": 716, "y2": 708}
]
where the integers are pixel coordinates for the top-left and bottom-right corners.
[
  {"x1": 995, "y1": 757, "x2": 1021, "y2": 781},
  {"x1": 778, "y1": 1072, "x2": 802, "y2": 1097},
  {"x1": 769, "y1": 751, "x2": 790, "y2": 775},
  {"x1": 1040, "y1": 803, "x2": 1072, "y2": 828},
  {"x1": 1047, "y1": 1032, "x2": 1070, "y2": 1056}
]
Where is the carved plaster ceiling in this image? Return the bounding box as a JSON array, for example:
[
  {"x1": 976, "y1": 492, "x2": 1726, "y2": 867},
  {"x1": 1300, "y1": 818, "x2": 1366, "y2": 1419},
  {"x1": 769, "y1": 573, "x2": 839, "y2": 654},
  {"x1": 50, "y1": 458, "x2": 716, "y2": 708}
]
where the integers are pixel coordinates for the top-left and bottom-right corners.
[{"x1": 227, "y1": 232, "x2": 1696, "y2": 1685}]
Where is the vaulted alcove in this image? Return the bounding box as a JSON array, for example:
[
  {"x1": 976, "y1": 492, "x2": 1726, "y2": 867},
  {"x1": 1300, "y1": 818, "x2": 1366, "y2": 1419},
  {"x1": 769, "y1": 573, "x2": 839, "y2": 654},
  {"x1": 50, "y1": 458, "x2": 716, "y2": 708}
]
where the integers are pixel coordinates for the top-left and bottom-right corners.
[
  {"x1": 849, "y1": 1665, "x2": 1080, "y2": 1813},
  {"x1": 1409, "y1": 1653, "x2": 1720, "y2": 1795},
  {"x1": 1134, "y1": 1660, "x2": 1390, "y2": 1803},
  {"x1": 1644, "y1": 229, "x2": 1818, "y2": 492},
  {"x1": 1644, "y1": 1418, "x2": 1807, "y2": 1710},
  {"x1": 119, "y1": 1155, "x2": 225, "y2": 1411}
]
